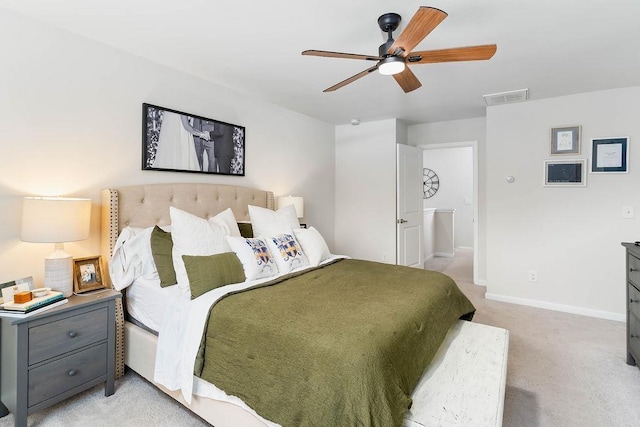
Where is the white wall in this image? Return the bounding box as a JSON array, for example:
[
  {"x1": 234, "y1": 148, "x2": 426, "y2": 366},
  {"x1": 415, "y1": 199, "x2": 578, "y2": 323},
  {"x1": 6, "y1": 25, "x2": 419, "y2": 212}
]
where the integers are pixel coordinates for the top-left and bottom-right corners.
[
  {"x1": 423, "y1": 147, "x2": 474, "y2": 248},
  {"x1": 335, "y1": 119, "x2": 401, "y2": 263},
  {"x1": 0, "y1": 9, "x2": 335, "y2": 286},
  {"x1": 409, "y1": 118, "x2": 487, "y2": 281},
  {"x1": 485, "y1": 86, "x2": 640, "y2": 320}
]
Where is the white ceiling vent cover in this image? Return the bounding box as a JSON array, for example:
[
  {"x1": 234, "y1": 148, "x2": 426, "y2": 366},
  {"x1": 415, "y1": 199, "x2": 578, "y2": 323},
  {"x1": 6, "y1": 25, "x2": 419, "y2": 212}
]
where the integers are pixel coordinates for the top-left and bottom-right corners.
[{"x1": 483, "y1": 88, "x2": 529, "y2": 106}]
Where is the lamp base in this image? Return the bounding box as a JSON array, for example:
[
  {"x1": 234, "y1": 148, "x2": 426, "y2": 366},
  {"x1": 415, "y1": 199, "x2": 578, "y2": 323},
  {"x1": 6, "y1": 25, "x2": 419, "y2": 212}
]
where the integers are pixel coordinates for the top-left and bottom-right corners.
[{"x1": 44, "y1": 246, "x2": 73, "y2": 297}]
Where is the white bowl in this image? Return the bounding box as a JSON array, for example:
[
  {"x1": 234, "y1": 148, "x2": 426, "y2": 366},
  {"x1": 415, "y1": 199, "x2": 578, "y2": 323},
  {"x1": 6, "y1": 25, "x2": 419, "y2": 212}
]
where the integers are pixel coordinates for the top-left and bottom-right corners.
[{"x1": 31, "y1": 287, "x2": 51, "y2": 298}]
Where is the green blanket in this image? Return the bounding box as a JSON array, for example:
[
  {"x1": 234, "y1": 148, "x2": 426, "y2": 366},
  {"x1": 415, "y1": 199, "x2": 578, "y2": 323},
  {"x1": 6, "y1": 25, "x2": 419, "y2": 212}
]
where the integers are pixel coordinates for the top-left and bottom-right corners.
[{"x1": 196, "y1": 259, "x2": 475, "y2": 427}]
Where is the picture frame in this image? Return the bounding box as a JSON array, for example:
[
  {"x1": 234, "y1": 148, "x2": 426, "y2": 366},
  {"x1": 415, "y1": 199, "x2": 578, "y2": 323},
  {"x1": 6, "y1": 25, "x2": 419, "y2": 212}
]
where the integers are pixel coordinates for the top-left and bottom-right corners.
[
  {"x1": 551, "y1": 125, "x2": 581, "y2": 155},
  {"x1": 544, "y1": 159, "x2": 587, "y2": 187},
  {"x1": 73, "y1": 256, "x2": 107, "y2": 294},
  {"x1": 142, "y1": 103, "x2": 245, "y2": 176},
  {"x1": 591, "y1": 137, "x2": 629, "y2": 173}
]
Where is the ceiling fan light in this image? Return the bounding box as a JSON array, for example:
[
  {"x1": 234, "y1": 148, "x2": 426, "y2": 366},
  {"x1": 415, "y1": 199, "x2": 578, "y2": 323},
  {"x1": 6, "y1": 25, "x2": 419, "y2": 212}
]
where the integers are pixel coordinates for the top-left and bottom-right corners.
[{"x1": 378, "y1": 56, "x2": 405, "y2": 76}]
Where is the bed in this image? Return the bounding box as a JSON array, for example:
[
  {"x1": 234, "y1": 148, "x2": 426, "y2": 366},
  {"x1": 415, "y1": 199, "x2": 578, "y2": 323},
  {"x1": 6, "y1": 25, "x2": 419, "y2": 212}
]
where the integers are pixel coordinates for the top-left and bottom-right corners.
[{"x1": 100, "y1": 182, "x2": 508, "y2": 427}]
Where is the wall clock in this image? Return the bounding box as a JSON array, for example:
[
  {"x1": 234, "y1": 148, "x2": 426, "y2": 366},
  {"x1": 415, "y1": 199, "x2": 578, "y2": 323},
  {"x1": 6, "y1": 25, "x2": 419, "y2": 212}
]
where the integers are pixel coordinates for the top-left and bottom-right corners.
[{"x1": 423, "y1": 168, "x2": 440, "y2": 199}]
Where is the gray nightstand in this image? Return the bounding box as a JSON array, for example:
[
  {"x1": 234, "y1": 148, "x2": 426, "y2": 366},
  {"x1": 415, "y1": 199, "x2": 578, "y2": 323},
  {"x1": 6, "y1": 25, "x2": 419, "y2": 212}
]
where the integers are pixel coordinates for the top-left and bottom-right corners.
[{"x1": 0, "y1": 290, "x2": 121, "y2": 427}]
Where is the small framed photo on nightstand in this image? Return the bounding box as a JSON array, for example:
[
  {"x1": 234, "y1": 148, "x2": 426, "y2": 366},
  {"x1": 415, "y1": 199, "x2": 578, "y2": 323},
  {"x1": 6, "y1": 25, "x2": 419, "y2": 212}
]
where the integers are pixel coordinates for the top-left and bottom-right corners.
[
  {"x1": 73, "y1": 256, "x2": 107, "y2": 294},
  {"x1": 551, "y1": 126, "x2": 581, "y2": 155}
]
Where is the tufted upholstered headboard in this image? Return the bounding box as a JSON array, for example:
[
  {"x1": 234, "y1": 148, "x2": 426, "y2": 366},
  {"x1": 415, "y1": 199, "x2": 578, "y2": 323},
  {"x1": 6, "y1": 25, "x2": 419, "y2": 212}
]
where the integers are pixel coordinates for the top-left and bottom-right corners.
[{"x1": 100, "y1": 182, "x2": 275, "y2": 379}]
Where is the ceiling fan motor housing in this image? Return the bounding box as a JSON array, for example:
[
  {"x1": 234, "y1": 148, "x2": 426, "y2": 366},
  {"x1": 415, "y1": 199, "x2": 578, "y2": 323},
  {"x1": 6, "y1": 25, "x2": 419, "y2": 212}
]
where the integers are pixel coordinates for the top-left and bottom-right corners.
[{"x1": 377, "y1": 13, "x2": 401, "y2": 57}]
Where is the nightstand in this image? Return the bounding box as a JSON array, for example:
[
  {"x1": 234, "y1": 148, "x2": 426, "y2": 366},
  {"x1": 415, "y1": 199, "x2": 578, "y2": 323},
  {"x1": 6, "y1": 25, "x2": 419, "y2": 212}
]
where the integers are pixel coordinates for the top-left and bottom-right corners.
[{"x1": 0, "y1": 290, "x2": 121, "y2": 427}]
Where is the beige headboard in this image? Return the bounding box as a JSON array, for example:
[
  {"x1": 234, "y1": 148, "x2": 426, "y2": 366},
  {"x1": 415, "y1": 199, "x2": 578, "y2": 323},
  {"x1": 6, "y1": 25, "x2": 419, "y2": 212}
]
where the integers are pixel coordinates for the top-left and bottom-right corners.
[
  {"x1": 100, "y1": 182, "x2": 275, "y2": 267},
  {"x1": 100, "y1": 182, "x2": 275, "y2": 379}
]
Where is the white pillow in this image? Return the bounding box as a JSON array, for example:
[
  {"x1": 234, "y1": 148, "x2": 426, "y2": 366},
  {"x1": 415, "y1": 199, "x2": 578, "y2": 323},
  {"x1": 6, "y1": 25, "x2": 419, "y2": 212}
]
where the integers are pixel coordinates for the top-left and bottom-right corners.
[
  {"x1": 209, "y1": 208, "x2": 241, "y2": 237},
  {"x1": 248, "y1": 204, "x2": 300, "y2": 237},
  {"x1": 109, "y1": 226, "x2": 156, "y2": 291},
  {"x1": 170, "y1": 206, "x2": 230, "y2": 296},
  {"x1": 265, "y1": 233, "x2": 310, "y2": 274},
  {"x1": 226, "y1": 236, "x2": 279, "y2": 280},
  {"x1": 293, "y1": 227, "x2": 331, "y2": 266}
]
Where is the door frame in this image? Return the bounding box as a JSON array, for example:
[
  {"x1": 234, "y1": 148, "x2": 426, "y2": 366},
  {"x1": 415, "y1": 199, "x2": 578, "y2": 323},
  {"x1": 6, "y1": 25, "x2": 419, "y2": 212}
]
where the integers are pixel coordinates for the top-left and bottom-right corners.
[{"x1": 419, "y1": 141, "x2": 479, "y2": 285}]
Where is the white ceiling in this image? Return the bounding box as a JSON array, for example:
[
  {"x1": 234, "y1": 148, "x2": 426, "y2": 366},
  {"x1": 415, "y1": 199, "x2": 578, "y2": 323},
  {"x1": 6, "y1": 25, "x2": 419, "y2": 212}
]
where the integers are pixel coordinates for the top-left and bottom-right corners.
[{"x1": 2, "y1": 0, "x2": 640, "y2": 125}]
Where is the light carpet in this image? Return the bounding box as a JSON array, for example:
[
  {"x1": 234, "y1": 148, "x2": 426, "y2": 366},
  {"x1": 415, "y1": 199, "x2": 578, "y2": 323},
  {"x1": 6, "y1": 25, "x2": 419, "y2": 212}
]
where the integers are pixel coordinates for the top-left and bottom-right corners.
[{"x1": 2, "y1": 249, "x2": 639, "y2": 426}]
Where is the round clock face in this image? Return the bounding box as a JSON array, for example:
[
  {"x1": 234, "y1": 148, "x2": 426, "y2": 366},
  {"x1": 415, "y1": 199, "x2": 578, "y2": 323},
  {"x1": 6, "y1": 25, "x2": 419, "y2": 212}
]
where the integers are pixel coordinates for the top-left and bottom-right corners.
[{"x1": 423, "y1": 168, "x2": 440, "y2": 199}]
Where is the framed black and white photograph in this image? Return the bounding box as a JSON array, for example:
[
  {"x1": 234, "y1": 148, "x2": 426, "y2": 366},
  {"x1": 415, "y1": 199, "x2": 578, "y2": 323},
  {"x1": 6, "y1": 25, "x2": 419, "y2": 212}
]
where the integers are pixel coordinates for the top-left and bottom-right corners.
[
  {"x1": 551, "y1": 125, "x2": 581, "y2": 155},
  {"x1": 544, "y1": 159, "x2": 586, "y2": 187},
  {"x1": 73, "y1": 256, "x2": 107, "y2": 294},
  {"x1": 142, "y1": 103, "x2": 245, "y2": 176},
  {"x1": 591, "y1": 137, "x2": 629, "y2": 173}
]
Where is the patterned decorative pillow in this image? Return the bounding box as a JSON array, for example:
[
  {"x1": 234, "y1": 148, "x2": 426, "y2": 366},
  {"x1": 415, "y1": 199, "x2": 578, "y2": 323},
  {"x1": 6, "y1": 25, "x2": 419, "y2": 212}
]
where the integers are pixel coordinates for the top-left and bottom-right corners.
[
  {"x1": 226, "y1": 236, "x2": 279, "y2": 280},
  {"x1": 266, "y1": 233, "x2": 310, "y2": 274}
]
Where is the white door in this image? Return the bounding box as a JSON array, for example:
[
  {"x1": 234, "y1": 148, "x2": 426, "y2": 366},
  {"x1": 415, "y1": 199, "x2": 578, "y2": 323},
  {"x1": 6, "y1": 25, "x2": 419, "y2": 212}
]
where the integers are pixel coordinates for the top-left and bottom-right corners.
[{"x1": 397, "y1": 144, "x2": 423, "y2": 267}]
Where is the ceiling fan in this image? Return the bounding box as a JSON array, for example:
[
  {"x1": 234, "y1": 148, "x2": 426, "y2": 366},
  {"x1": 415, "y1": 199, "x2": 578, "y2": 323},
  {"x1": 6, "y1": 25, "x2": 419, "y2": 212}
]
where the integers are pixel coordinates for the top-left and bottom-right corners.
[{"x1": 302, "y1": 6, "x2": 497, "y2": 93}]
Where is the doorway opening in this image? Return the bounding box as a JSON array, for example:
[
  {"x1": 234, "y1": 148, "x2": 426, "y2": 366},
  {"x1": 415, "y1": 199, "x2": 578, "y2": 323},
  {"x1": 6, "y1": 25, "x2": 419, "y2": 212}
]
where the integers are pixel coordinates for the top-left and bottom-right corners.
[{"x1": 419, "y1": 141, "x2": 479, "y2": 285}]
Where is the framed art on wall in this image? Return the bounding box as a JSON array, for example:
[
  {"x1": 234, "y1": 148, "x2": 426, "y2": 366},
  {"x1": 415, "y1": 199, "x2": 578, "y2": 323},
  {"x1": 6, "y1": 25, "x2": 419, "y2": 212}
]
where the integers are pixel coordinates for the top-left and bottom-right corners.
[
  {"x1": 142, "y1": 103, "x2": 245, "y2": 176},
  {"x1": 550, "y1": 125, "x2": 581, "y2": 155},
  {"x1": 544, "y1": 159, "x2": 586, "y2": 187},
  {"x1": 591, "y1": 137, "x2": 629, "y2": 173}
]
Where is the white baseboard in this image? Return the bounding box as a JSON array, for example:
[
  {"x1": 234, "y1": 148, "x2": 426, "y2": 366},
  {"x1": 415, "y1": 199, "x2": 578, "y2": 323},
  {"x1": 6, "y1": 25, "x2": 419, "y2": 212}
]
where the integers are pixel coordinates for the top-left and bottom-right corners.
[
  {"x1": 475, "y1": 279, "x2": 487, "y2": 286},
  {"x1": 484, "y1": 293, "x2": 625, "y2": 322},
  {"x1": 434, "y1": 252, "x2": 455, "y2": 258},
  {"x1": 423, "y1": 254, "x2": 435, "y2": 263}
]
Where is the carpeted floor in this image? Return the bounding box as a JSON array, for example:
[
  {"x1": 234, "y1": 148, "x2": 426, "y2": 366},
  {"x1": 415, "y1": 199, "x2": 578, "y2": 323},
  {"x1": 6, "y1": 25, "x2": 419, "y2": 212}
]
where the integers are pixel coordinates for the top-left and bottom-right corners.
[
  {"x1": 425, "y1": 249, "x2": 640, "y2": 427},
  {"x1": 2, "y1": 250, "x2": 640, "y2": 426}
]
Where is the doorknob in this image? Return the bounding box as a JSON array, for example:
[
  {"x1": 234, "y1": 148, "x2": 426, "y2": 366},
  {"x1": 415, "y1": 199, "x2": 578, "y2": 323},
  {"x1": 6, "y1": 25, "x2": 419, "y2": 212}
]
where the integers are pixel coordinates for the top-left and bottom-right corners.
[{"x1": 397, "y1": 219, "x2": 408, "y2": 224}]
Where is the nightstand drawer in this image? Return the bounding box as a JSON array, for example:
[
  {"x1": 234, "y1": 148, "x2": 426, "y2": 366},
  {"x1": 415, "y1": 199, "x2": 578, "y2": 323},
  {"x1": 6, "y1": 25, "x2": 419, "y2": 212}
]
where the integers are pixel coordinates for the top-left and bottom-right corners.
[
  {"x1": 630, "y1": 253, "x2": 640, "y2": 287},
  {"x1": 29, "y1": 307, "x2": 108, "y2": 365},
  {"x1": 28, "y1": 342, "x2": 107, "y2": 407}
]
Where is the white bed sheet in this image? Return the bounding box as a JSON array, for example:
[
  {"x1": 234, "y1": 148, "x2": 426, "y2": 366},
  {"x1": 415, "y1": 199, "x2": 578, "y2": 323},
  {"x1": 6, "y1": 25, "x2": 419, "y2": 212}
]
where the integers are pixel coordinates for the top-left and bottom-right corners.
[{"x1": 126, "y1": 277, "x2": 186, "y2": 333}]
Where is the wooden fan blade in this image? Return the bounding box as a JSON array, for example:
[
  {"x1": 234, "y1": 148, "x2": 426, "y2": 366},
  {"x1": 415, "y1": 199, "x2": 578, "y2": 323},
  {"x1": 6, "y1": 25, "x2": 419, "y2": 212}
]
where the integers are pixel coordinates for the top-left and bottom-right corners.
[
  {"x1": 408, "y1": 44, "x2": 497, "y2": 64},
  {"x1": 302, "y1": 50, "x2": 382, "y2": 61},
  {"x1": 389, "y1": 7, "x2": 448, "y2": 56},
  {"x1": 323, "y1": 65, "x2": 379, "y2": 92},
  {"x1": 393, "y1": 67, "x2": 422, "y2": 93}
]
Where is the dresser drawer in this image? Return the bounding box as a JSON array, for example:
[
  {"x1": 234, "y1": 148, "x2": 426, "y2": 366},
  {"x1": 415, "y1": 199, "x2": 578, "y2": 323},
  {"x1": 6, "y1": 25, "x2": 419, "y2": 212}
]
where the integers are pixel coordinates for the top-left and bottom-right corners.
[
  {"x1": 630, "y1": 253, "x2": 640, "y2": 287},
  {"x1": 29, "y1": 307, "x2": 108, "y2": 365},
  {"x1": 629, "y1": 312, "x2": 640, "y2": 362},
  {"x1": 28, "y1": 342, "x2": 107, "y2": 407},
  {"x1": 629, "y1": 283, "x2": 640, "y2": 320}
]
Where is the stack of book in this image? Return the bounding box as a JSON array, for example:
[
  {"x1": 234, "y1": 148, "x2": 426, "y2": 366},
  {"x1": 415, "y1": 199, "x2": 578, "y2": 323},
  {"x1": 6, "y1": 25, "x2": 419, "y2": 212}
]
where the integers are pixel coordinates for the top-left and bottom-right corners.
[{"x1": 0, "y1": 290, "x2": 68, "y2": 317}]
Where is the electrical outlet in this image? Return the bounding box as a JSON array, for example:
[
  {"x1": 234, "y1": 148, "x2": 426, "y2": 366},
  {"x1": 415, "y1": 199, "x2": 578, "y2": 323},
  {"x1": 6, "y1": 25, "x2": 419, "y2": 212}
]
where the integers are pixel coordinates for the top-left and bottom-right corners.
[{"x1": 528, "y1": 270, "x2": 538, "y2": 282}]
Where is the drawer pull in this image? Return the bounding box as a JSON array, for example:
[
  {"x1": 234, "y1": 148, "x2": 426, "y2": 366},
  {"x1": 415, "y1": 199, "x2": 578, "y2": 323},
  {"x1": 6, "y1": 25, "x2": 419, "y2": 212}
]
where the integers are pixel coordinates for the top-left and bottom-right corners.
[
  {"x1": 632, "y1": 268, "x2": 639, "y2": 272},
  {"x1": 631, "y1": 299, "x2": 640, "y2": 304},
  {"x1": 68, "y1": 331, "x2": 77, "y2": 338},
  {"x1": 67, "y1": 369, "x2": 76, "y2": 377}
]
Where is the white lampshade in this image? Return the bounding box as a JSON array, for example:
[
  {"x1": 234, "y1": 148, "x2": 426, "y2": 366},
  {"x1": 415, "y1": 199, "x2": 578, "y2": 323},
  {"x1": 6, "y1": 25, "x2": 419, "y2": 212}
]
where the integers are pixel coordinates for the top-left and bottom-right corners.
[
  {"x1": 277, "y1": 196, "x2": 304, "y2": 218},
  {"x1": 21, "y1": 197, "x2": 92, "y2": 297}
]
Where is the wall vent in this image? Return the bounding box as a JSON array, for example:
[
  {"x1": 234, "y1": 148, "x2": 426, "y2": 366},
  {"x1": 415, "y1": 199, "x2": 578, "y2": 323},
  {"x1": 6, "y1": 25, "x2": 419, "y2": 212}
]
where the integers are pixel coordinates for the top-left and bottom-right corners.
[{"x1": 483, "y1": 88, "x2": 529, "y2": 106}]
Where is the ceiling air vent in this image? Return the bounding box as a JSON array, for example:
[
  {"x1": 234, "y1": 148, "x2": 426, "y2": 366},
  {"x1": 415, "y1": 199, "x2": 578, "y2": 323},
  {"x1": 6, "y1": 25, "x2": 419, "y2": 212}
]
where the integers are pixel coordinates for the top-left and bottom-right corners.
[{"x1": 483, "y1": 88, "x2": 529, "y2": 106}]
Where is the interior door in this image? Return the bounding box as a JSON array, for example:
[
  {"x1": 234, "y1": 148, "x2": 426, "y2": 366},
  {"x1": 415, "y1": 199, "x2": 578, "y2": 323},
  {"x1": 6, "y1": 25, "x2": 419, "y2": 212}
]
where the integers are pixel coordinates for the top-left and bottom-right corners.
[{"x1": 397, "y1": 144, "x2": 423, "y2": 267}]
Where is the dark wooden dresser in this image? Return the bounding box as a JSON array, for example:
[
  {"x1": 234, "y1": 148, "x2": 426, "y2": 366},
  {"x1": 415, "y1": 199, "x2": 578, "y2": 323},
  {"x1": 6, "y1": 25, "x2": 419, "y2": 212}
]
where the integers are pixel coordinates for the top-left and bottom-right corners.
[{"x1": 623, "y1": 242, "x2": 640, "y2": 367}]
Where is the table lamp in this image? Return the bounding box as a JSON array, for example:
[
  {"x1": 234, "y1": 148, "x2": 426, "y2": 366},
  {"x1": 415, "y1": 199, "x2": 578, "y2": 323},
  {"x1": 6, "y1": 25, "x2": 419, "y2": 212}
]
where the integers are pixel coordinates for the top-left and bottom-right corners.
[
  {"x1": 21, "y1": 197, "x2": 92, "y2": 297},
  {"x1": 277, "y1": 196, "x2": 304, "y2": 218}
]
